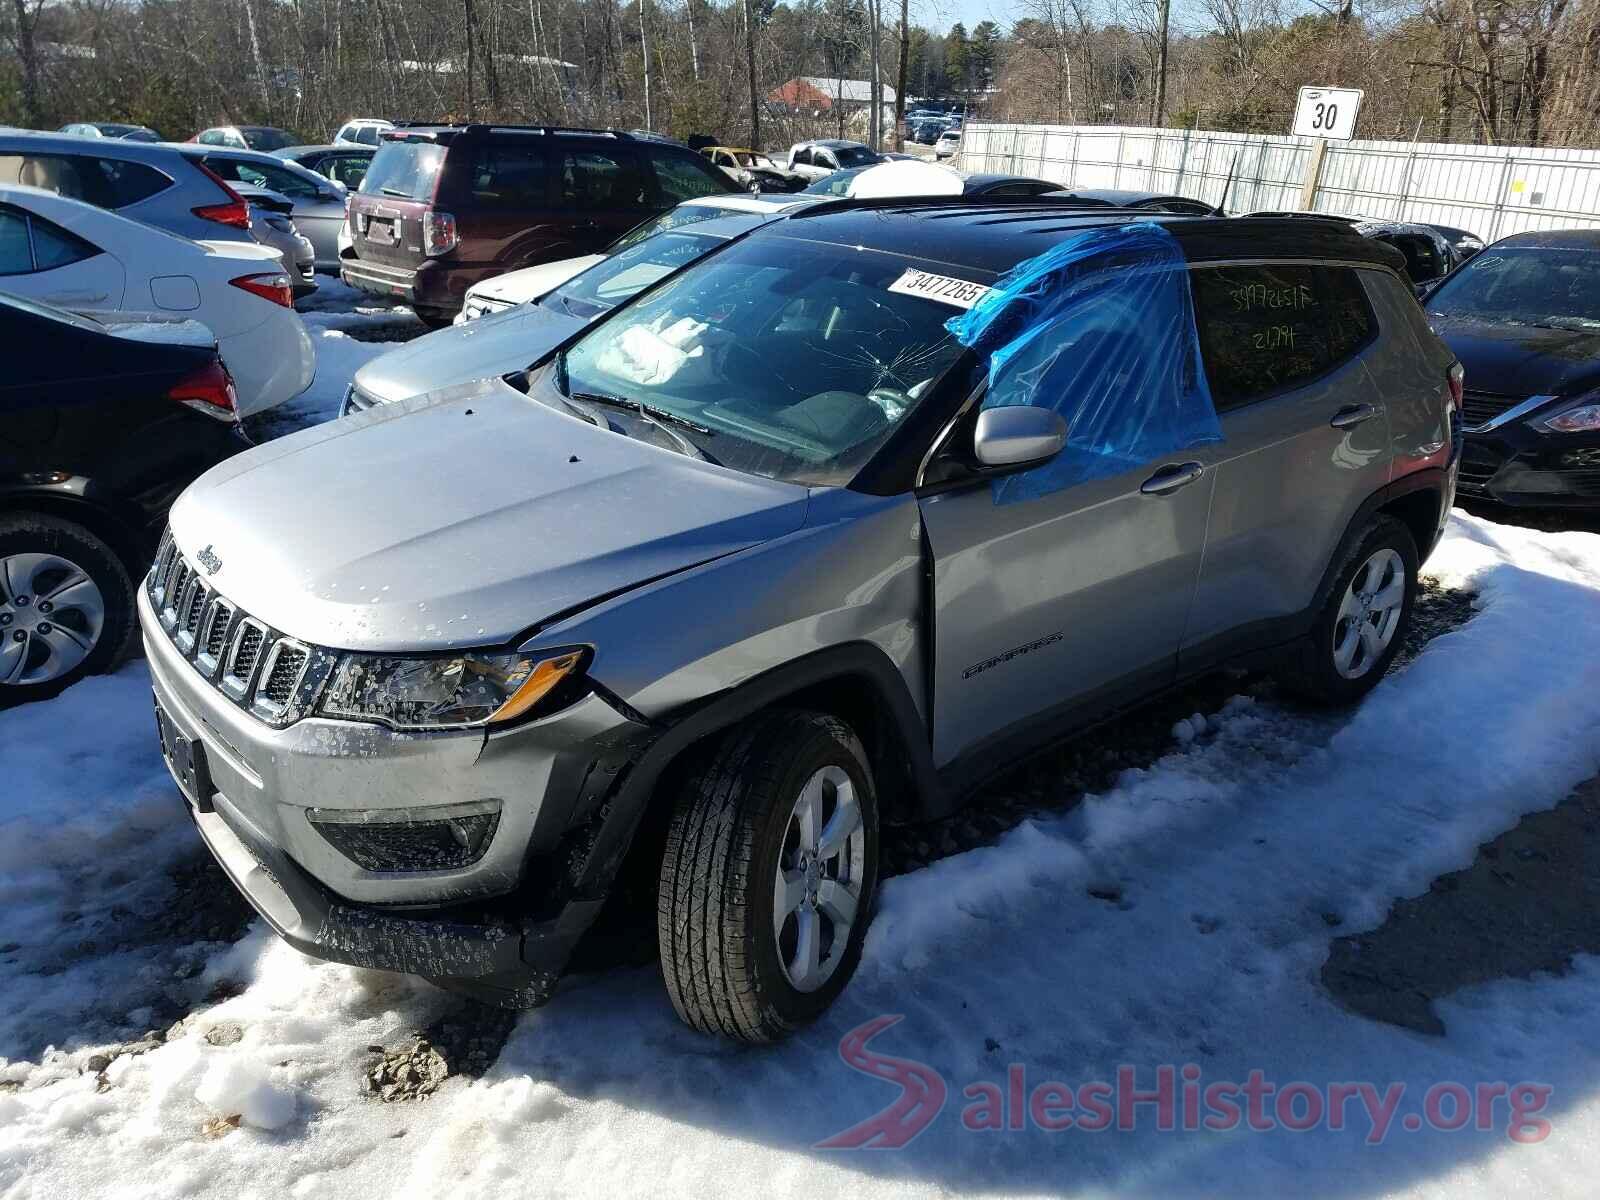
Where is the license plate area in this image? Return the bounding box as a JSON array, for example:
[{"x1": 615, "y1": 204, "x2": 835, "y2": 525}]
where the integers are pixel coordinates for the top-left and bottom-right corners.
[{"x1": 154, "y1": 694, "x2": 214, "y2": 813}]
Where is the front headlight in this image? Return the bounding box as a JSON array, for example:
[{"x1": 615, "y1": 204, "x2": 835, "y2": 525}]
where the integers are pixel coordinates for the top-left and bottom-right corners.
[
  {"x1": 1534, "y1": 399, "x2": 1600, "y2": 434},
  {"x1": 318, "y1": 647, "x2": 587, "y2": 730}
]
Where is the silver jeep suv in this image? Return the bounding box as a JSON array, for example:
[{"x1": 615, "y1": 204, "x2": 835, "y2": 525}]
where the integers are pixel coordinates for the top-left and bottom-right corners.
[{"x1": 142, "y1": 202, "x2": 1461, "y2": 1042}]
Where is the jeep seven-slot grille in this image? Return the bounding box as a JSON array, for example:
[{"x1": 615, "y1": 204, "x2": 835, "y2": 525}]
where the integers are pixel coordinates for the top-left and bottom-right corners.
[
  {"x1": 262, "y1": 645, "x2": 307, "y2": 706},
  {"x1": 203, "y1": 601, "x2": 234, "y2": 659},
  {"x1": 146, "y1": 528, "x2": 321, "y2": 725},
  {"x1": 232, "y1": 624, "x2": 265, "y2": 680}
]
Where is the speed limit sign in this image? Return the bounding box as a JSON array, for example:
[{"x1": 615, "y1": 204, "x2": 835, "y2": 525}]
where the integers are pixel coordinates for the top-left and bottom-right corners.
[{"x1": 1292, "y1": 86, "x2": 1364, "y2": 140}]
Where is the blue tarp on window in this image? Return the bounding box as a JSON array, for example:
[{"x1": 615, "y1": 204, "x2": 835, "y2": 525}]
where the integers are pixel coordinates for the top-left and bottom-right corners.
[{"x1": 945, "y1": 222, "x2": 1222, "y2": 504}]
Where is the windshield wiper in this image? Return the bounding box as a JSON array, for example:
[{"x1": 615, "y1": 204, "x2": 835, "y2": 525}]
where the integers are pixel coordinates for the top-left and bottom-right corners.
[
  {"x1": 569, "y1": 391, "x2": 721, "y2": 464},
  {"x1": 378, "y1": 187, "x2": 413, "y2": 198}
]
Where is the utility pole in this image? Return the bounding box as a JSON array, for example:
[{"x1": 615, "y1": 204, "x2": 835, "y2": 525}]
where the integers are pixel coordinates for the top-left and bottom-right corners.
[
  {"x1": 745, "y1": 0, "x2": 760, "y2": 149},
  {"x1": 1151, "y1": 0, "x2": 1170, "y2": 126},
  {"x1": 894, "y1": 0, "x2": 908, "y2": 151}
]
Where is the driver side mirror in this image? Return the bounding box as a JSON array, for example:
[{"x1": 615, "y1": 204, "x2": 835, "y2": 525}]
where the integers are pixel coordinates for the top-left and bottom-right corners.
[{"x1": 973, "y1": 406, "x2": 1068, "y2": 471}]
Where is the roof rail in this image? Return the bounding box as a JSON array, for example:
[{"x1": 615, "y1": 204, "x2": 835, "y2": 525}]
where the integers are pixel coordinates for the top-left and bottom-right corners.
[
  {"x1": 459, "y1": 123, "x2": 632, "y2": 138},
  {"x1": 786, "y1": 194, "x2": 1198, "y2": 220}
]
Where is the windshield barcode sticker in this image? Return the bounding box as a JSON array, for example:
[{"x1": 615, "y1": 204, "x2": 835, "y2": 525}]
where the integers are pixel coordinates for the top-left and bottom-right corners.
[{"x1": 887, "y1": 268, "x2": 994, "y2": 310}]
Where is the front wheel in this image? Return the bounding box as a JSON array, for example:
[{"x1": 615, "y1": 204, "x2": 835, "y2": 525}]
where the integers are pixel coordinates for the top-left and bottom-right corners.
[
  {"x1": 657, "y1": 709, "x2": 879, "y2": 1043},
  {"x1": 1279, "y1": 514, "x2": 1418, "y2": 705}
]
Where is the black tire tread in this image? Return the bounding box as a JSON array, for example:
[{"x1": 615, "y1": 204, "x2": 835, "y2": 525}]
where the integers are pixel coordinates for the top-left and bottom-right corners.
[
  {"x1": 657, "y1": 708, "x2": 870, "y2": 1043},
  {"x1": 1277, "y1": 513, "x2": 1418, "y2": 705}
]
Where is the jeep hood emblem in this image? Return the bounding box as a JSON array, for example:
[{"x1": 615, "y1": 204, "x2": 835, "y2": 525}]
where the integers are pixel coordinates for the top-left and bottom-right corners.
[{"x1": 196, "y1": 544, "x2": 223, "y2": 574}]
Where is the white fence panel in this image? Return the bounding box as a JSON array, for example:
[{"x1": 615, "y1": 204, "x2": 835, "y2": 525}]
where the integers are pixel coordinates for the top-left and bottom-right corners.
[{"x1": 959, "y1": 122, "x2": 1600, "y2": 238}]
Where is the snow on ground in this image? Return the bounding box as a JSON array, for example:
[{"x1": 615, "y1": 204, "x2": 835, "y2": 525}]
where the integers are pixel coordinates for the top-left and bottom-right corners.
[
  {"x1": 243, "y1": 285, "x2": 423, "y2": 441},
  {"x1": 2, "y1": 510, "x2": 1599, "y2": 1198}
]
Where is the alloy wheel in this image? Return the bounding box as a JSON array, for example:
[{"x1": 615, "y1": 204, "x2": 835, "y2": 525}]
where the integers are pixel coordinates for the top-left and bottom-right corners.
[
  {"x1": 1332, "y1": 547, "x2": 1405, "y2": 680},
  {"x1": 0, "y1": 552, "x2": 106, "y2": 686},
  {"x1": 772, "y1": 765, "x2": 867, "y2": 993}
]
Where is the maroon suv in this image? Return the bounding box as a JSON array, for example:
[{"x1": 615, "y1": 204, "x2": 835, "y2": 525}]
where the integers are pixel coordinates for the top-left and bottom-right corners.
[{"x1": 342, "y1": 125, "x2": 741, "y2": 325}]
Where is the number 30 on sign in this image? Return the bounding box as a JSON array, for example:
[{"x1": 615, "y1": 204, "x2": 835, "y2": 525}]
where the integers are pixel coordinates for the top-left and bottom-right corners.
[{"x1": 1291, "y1": 86, "x2": 1364, "y2": 141}]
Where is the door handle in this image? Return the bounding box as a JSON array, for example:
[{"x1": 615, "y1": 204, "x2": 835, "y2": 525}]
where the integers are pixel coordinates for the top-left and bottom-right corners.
[
  {"x1": 1140, "y1": 461, "x2": 1204, "y2": 495},
  {"x1": 1330, "y1": 403, "x2": 1377, "y2": 429},
  {"x1": 46, "y1": 291, "x2": 107, "y2": 305}
]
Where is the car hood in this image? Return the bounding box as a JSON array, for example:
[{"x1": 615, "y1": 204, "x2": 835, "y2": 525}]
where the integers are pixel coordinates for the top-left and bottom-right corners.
[
  {"x1": 474, "y1": 255, "x2": 606, "y2": 305},
  {"x1": 168, "y1": 376, "x2": 810, "y2": 652},
  {"x1": 1430, "y1": 316, "x2": 1600, "y2": 398},
  {"x1": 354, "y1": 300, "x2": 588, "y2": 404}
]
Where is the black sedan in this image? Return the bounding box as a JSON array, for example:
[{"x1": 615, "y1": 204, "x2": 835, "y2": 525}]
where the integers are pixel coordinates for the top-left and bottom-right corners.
[
  {"x1": 1424, "y1": 229, "x2": 1600, "y2": 508},
  {"x1": 0, "y1": 293, "x2": 245, "y2": 701}
]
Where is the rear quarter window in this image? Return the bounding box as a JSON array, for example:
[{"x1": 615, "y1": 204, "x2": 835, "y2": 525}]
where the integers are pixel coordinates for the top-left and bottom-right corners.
[
  {"x1": 0, "y1": 154, "x2": 169, "y2": 209},
  {"x1": 1191, "y1": 263, "x2": 1376, "y2": 411},
  {"x1": 459, "y1": 145, "x2": 551, "y2": 210}
]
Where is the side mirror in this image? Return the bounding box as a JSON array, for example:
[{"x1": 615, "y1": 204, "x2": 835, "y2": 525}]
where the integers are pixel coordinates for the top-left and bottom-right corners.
[{"x1": 973, "y1": 406, "x2": 1068, "y2": 470}]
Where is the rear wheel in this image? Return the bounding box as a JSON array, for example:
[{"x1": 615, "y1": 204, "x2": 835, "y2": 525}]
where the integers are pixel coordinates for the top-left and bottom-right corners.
[
  {"x1": 0, "y1": 515, "x2": 136, "y2": 704},
  {"x1": 657, "y1": 709, "x2": 879, "y2": 1043},
  {"x1": 1279, "y1": 514, "x2": 1417, "y2": 705}
]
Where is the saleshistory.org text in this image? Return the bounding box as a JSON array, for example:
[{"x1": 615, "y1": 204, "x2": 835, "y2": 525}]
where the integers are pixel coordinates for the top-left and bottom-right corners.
[{"x1": 817, "y1": 1016, "x2": 1554, "y2": 1150}]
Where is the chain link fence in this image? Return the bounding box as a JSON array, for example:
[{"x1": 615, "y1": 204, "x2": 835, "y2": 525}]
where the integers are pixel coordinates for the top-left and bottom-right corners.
[{"x1": 960, "y1": 122, "x2": 1600, "y2": 239}]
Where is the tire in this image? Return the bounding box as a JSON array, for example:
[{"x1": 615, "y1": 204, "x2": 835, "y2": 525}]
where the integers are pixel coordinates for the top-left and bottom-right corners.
[
  {"x1": 1278, "y1": 514, "x2": 1418, "y2": 706},
  {"x1": 657, "y1": 708, "x2": 880, "y2": 1043},
  {"x1": 0, "y1": 514, "x2": 137, "y2": 705},
  {"x1": 413, "y1": 307, "x2": 455, "y2": 330}
]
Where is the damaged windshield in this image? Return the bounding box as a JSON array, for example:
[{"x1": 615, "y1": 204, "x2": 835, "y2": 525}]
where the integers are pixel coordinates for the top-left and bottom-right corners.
[
  {"x1": 546, "y1": 236, "x2": 978, "y2": 485},
  {"x1": 1426, "y1": 245, "x2": 1600, "y2": 331}
]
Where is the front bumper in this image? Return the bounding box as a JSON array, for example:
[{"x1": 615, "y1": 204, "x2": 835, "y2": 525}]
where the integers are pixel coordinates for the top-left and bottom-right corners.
[
  {"x1": 140, "y1": 581, "x2": 655, "y2": 989},
  {"x1": 1459, "y1": 424, "x2": 1600, "y2": 507}
]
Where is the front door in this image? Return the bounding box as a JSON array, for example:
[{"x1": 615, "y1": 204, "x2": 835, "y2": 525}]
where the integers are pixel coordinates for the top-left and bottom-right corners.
[{"x1": 917, "y1": 452, "x2": 1213, "y2": 770}]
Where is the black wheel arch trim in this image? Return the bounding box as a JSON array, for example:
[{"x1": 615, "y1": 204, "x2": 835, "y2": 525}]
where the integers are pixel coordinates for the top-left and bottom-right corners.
[{"x1": 569, "y1": 642, "x2": 942, "y2": 904}]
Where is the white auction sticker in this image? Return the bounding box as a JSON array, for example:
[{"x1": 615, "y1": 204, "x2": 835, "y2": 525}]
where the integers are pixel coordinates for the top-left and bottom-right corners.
[{"x1": 887, "y1": 268, "x2": 994, "y2": 310}]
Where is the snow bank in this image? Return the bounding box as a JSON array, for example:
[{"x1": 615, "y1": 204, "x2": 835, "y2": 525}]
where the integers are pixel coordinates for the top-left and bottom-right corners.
[{"x1": 2, "y1": 510, "x2": 1599, "y2": 1198}]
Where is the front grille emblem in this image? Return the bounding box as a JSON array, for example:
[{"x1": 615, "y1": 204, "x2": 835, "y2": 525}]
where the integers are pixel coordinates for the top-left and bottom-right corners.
[{"x1": 196, "y1": 544, "x2": 223, "y2": 575}]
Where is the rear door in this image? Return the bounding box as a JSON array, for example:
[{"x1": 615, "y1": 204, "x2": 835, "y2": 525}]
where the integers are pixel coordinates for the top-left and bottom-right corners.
[
  {"x1": 0, "y1": 204, "x2": 125, "y2": 310},
  {"x1": 1178, "y1": 261, "x2": 1392, "y2": 671},
  {"x1": 554, "y1": 143, "x2": 654, "y2": 252},
  {"x1": 441, "y1": 139, "x2": 565, "y2": 272}
]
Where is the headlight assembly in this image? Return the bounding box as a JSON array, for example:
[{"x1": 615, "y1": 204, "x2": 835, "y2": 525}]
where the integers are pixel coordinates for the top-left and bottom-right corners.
[
  {"x1": 1534, "y1": 400, "x2": 1600, "y2": 434},
  {"x1": 318, "y1": 647, "x2": 588, "y2": 730}
]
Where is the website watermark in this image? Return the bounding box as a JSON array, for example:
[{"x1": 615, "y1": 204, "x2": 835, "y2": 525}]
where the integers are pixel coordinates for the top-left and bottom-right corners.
[{"x1": 817, "y1": 1015, "x2": 1553, "y2": 1150}]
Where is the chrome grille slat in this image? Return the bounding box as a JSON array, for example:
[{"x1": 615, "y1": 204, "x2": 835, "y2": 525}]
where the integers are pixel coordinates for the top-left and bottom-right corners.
[
  {"x1": 253, "y1": 640, "x2": 310, "y2": 718},
  {"x1": 145, "y1": 527, "x2": 325, "y2": 725}
]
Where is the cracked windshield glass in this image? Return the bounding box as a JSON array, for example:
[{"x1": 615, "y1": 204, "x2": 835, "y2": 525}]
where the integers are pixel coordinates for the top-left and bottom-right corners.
[{"x1": 548, "y1": 236, "x2": 978, "y2": 485}]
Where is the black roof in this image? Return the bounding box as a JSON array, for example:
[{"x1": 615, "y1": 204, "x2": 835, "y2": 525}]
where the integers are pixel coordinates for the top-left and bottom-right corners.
[{"x1": 767, "y1": 199, "x2": 1406, "y2": 277}]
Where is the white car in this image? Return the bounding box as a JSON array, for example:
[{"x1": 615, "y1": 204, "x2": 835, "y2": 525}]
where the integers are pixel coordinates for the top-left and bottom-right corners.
[
  {"x1": 455, "y1": 191, "x2": 819, "y2": 322},
  {"x1": 333, "y1": 118, "x2": 395, "y2": 147},
  {"x1": 785, "y1": 139, "x2": 884, "y2": 183},
  {"x1": 0, "y1": 183, "x2": 314, "y2": 418},
  {"x1": 935, "y1": 130, "x2": 961, "y2": 161}
]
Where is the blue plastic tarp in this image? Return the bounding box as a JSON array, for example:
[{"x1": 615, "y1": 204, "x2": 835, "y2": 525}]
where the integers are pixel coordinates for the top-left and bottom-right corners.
[{"x1": 946, "y1": 221, "x2": 1222, "y2": 504}]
